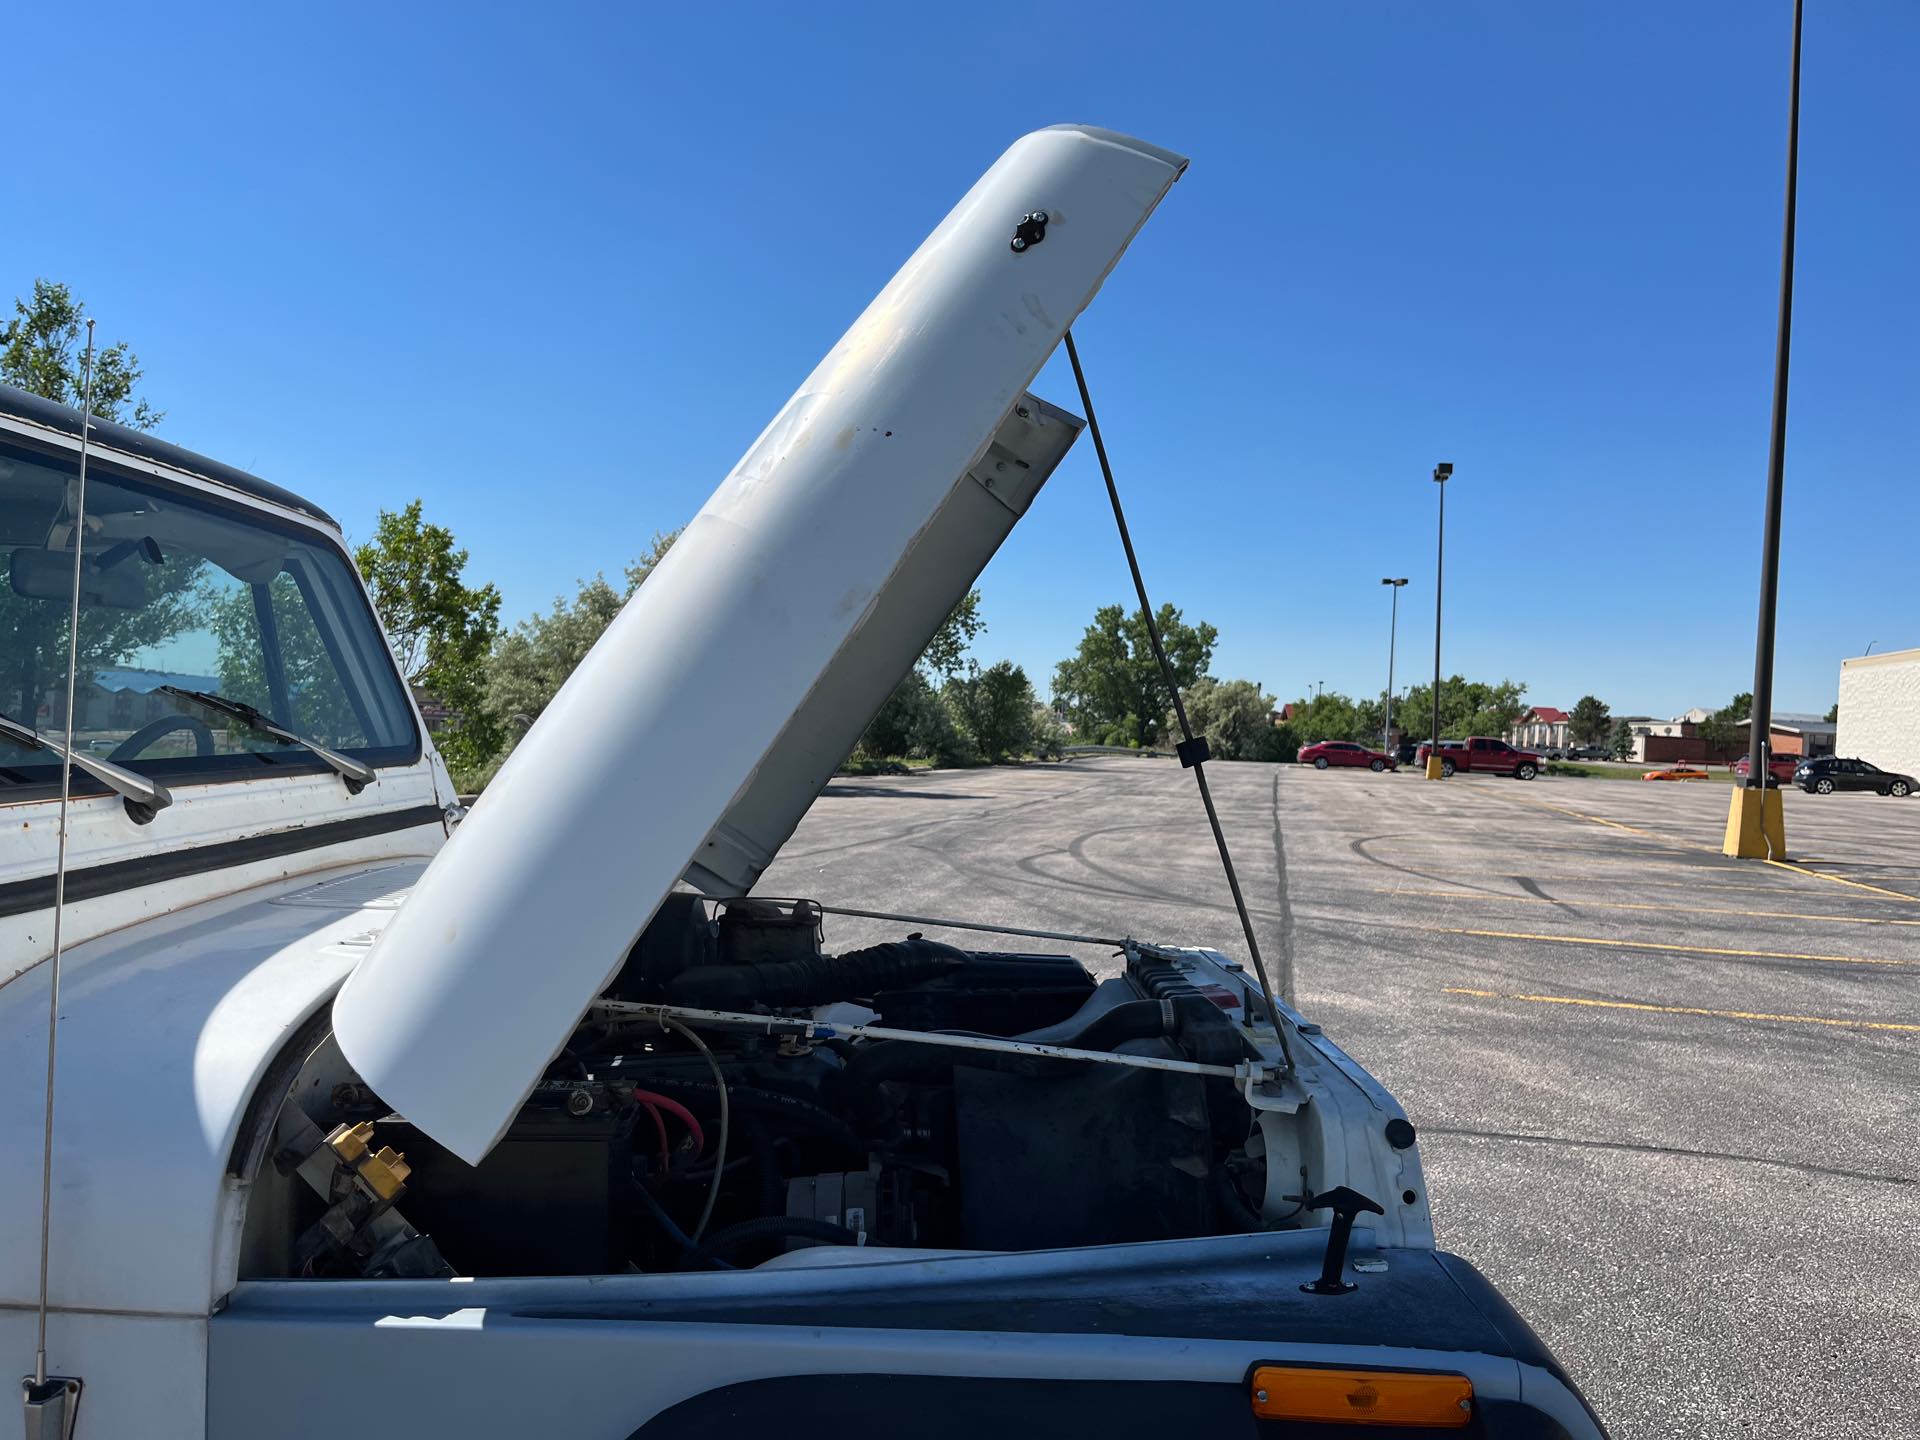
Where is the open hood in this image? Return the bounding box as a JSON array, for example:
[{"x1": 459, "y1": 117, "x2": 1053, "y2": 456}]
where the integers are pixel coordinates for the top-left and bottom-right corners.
[{"x1": 332, "y1": 125, "x2": 1188, "y2": 1163}]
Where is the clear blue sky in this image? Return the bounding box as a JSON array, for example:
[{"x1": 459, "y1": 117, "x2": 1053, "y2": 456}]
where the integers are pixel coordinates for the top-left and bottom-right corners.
[{"x1": 8, "y1": 2, "x2": 1915, "y2": 719}]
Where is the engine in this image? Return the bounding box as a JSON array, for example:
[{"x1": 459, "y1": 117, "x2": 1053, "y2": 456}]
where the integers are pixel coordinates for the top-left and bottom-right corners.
[{"x1": 261, "y1": 896, "x2": 1280, "y2": 1278}]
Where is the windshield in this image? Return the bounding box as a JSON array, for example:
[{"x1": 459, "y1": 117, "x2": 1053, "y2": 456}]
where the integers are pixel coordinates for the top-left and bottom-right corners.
[{"x1": 1, "y1": 432, "x2": 417, "y2": 797}]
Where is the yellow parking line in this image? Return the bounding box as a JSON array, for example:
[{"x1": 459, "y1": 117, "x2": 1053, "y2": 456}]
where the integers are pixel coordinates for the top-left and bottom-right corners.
[
  {"x1": 1357, "y1": 867, "x2": 1827, "y2": 898},
  {"x1": 1363, "y1": 840, "x2": 1700, "y2": 858},
  {"x1": 1761, "y1": 858, "x2": 1920, "y2": 904},
  {"x1": 1391, "y1": 922, "x2": 1908, "y2": 967},
  {"x1": 1370, "y1": 887, "x2": 1920, "y2": 928},
  {"x1": 1456, "y1": 786, "x2": 1920, "y2": 905},
  {"x1": 1445, "y1": 986, "x2": 1920, "y2": 1034},
  {"x1": 1366, "y1": 873, "x2": 1846, "y2": 898}
]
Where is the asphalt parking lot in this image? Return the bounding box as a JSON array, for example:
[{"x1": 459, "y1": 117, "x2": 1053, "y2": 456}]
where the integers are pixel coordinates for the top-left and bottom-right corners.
[{"x1": 758, "y1": 756, "x2": 1919, "y2": 1440}]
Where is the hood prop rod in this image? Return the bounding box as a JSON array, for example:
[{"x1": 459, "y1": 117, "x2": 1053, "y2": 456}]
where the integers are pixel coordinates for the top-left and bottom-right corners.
[
  {"x1": 592, "y1": 999, "x2": 1277, "y2": 1087},
  {"x1": 1063, "y1": 330, "x2": 1292, "y2": 1071}
]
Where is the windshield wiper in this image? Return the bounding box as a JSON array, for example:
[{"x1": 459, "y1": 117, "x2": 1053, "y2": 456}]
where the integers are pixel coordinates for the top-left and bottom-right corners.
[
  {"x1": 158, "y1": 685, "x2": 376, "y2": 794},
  {"x1": 0, "y1": 712, "x2": 173, "y2": 824}
]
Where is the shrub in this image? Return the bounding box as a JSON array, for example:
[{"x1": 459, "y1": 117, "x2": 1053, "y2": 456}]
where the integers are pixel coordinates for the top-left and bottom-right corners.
[
  {"x1": 944, "y1": 661, "x2": 1037, "y2": 762},
  {"x1": 1029, "y1": 704, "x2": 1068, "y2": 760},
  {"x1": 1181, "y1": 677, "x2": 1279, "y2": 761}
]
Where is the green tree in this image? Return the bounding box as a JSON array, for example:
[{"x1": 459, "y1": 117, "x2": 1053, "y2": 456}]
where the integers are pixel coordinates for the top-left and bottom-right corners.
[
  {"x1": 1282, "y1": 690, "x2": 1374, "y2": 746},
  {"x1": 1569, "y1": 694, "x2": 1612, "y2": 745},
  {"x1": 1825, "y1": 701, "x2": 1838, "y2": 724},
  {"x1": 485, "y1": 530, "x2": 680, "y2": 765},
  {"x1": 1609, "y1": 717, "x2": 1635, "y2": 760},
  {"x1": 854, "y1": 589, "x2": 988, "y2": 762},
  {"x1": 1354, "y1": 695, "x2": 1386, "y2": 745},
  {"x1": 944, "y1": 660, "x2": 1036, "y2": 761},
  {"x1": 858, "y1": 668, "x2": 970, "y2": 765},
  {"x1": 1181, "y1": 677, "x2": 1279, "y2": 760},
  {"x1": 1052, "y1": 603, "x2": 1217, "y2": 748},
  {"x1": 1260, "y1": 718, "x2": 1303, "y2": 764},
  {"x1": 355, "y1": 501, "x2": 503, "y2": 769},
  {"x1": 2, "y1": 280, "x2": 161, "y2": 429},
  {"x1": 1697, "y1": 692, "x2": 1751, "y2": 758},
  {"x1": 1396, "y1": 675, "x2": 1528, "y2": 741},
  {"x1": 921, "y1": 590, "x2": 984, "y2": 682}
]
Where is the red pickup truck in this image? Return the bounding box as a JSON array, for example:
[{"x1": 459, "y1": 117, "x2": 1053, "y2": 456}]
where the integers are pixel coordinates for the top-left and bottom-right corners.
[{"x1": 1415, "y1": 735, "x2": 1543, "y2": 780}]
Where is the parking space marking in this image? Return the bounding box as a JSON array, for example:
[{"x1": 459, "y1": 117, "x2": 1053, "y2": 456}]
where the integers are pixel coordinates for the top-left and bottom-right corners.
[
  {"x1": 1369, "y1": 887, "x2": 1920, "y2": 928},
  {"x1": 1444, "y1": 986, "x2": 1920, "y2": 1033},
  {"x1": 1368, "y1": 920, "x2": 1912, "y2": 967},
  {"x1": 1507, "y1": 795, "x2": 1702, "y2": 847},
  {"x1": 1361, "y1": 839, "x2": 1703, "y2": 859},
  {"x1": 1452, "y1": 785, "x2": 1920, "y2": 904},
  {"x1": 1342, "y1": 863, "x2": 1835, "y2": 898},
  {"x1": 1761, "y1": 857, "x2": 1920, "y2": 903},
  {"x1": 1359, "y1": 872, "x2": 1854, "y2": 899}
]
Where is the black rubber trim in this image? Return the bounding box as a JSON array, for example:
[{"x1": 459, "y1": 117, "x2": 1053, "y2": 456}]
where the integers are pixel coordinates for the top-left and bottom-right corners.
[
  {"x1": 0, "y1": 803, "x2": 443, "y2": 918},
  {"x1": 225, "y1": 1007, "x2": 336, "y2": 1179},
  {"x1": 0, "y1": 382, "x2": 337, "y2": 526},
  {"x1": 632, "y1": 1375, "x2": 1258, "y2": 1438},
  {"x1": 628, "y1": 1373, "x2": 1584, "y2": 1438}
]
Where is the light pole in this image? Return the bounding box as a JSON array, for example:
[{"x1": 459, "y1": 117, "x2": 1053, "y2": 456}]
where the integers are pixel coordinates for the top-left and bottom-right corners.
[
  {"x1": 1426, "y1": 463, "x2": 1453, "y2": 779},
  {"x1": 1725, "y1": 0, "x2": 1801, "y2": 860},
  {"x1": 1381, "y1": 578, "x2": 1408, "y2": 752}
]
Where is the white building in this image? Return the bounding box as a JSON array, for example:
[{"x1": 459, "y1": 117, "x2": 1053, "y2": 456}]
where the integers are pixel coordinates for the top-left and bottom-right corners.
[
  {"x1": 1837, "y1": 647, "x2": 1920, "y2": 779},
  {"x1": 1507, "y1": 706, "x2": 1571, "y2": 751}
]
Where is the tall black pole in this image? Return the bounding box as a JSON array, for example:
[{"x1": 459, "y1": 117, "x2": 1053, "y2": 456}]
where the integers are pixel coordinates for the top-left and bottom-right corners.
[
  {"x1": 1430, "y1": 465, "x2": 1450, "y2": 771},
  {"x1": 1745, "y1": 0, "x2": 1802, "y2": 789},
  {"x1": 1386, "y1": 585, "x2": 1397, "y2": 750},
  {"x1": 1383, "y1": 577, "x2": 1407, "y2": 752}
]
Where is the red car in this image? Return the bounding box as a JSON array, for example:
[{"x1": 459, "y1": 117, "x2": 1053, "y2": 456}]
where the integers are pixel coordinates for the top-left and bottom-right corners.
[
  {"x1": 1299, "y1": 740, "x2": 1398, "y2": 772},
  {"x1": 1731, "y1": 754, "x2": 1797, "y2": 786}
]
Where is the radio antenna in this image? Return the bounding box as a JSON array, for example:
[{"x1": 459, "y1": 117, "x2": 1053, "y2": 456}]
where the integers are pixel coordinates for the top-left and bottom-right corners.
[{"x1": 25, "y1": 318, "x2": 98, "y2": 1432}]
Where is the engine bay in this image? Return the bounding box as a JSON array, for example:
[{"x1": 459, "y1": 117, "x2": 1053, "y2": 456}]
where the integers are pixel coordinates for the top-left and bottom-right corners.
[{"x1": 246, "y1": 896, "x2": 1309, "y2": 1280}]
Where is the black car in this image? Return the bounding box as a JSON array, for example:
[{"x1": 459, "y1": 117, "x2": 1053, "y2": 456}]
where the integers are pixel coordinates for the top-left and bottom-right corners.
[
  {"x1": 1393, "y1": 739, "x2": 1420, "y2": 765},
  {"x1": 1796, "y1": 755, "x2": 1917, "y2": 797}
]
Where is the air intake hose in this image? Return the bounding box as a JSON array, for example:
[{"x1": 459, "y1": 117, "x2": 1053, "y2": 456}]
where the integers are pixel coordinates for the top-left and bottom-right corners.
[{"x1": 663, "y1": 937, "x2": 968, "y2": 1011}]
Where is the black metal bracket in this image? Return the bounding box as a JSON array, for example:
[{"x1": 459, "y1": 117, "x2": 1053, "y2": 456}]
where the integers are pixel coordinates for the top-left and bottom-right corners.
[
  {"x1": 1175, "y1": 735, "x2": 1211, "y2": 769},
  {"x1": 1010, "y1": 211, "x2": 1048, "y2": 253},
  {"x1": 1300, "y1": 1186, "x2": 1385, "y2": 1295}
]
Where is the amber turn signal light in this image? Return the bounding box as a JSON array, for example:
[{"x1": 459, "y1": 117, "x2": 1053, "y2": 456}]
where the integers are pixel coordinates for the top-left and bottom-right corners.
[{"x1": 1249, "y1": 1366, "x2": 1473, "y2": 1427}]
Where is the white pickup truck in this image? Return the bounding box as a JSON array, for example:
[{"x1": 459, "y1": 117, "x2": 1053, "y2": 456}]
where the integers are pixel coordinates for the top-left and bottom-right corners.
[{"x1": 2, "y1": 126, "x2": 1605, "y2": 1439}]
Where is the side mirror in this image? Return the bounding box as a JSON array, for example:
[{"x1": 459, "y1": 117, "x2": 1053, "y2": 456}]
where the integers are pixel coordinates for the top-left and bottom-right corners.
[{"x1": 9, "y1": 545, "x2": 147, "y2": 609}]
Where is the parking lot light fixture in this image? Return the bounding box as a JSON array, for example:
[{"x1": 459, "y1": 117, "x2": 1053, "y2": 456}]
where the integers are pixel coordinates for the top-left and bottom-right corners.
[
  {"x1": 1427, "y1": 464, "x2": 1452, "y2": 780},
  {"x1": 1381, "y1": 579, "x2": 1408, "y2": 753}
]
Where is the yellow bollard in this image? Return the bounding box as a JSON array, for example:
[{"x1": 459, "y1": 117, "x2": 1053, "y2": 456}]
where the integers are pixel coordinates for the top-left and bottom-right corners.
[
  {"x1": 1722, "y1": 785, "x2": 1786, "y2": 858},
  {"x1": 1426, "y1": 755, "x2": 1446, "y2": 780}
]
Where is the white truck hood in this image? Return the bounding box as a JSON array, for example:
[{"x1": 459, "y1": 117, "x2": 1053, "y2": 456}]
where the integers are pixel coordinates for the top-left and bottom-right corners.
[{"x1": 333, "y1": 125, "x2": 1187, "y2": 1164}]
